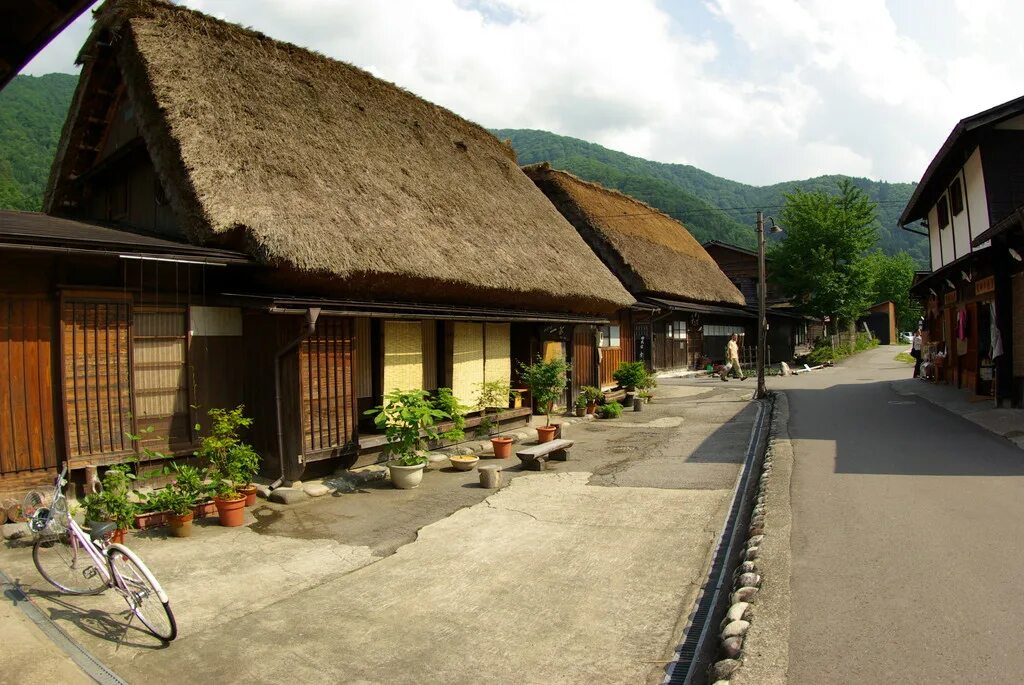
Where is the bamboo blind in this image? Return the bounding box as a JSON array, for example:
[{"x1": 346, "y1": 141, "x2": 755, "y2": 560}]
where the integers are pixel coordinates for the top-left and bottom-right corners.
[
  {"x1": 132, "y1": 307, "x2": 189, "y2": 455},
  {"x1": 452, "y1": 322, "x2": 485, "y2": 407},
  {"x1": 484, "y1": 323, "x2": 511, "y2": 386},
  {"x1": 383, "y1": 321, "x2": 423, "y2": 394},
  {"x1": 62, "y1": 300, "x2": 132, "y2": 459},
  {"x1": 422, "y1": 320, "x2": 438, "y2": 391}
]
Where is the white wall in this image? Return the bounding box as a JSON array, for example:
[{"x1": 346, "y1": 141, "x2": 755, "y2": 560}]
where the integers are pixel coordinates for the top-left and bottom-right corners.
[
  {"x1": 928, "y1": 146, "x2": 989, "y2": 270},
  {"x1": 964, "y1": 147, "x2": 989, "y2": 249}
]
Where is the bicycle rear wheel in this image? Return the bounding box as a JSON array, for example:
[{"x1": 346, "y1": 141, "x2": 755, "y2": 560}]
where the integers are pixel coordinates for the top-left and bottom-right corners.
[
  {"x1": 33, "y1": 533, "x2": 107, "y2": 595},
  {"x1": 108, "y1": 548, "x2": 176, "y2": 641}
]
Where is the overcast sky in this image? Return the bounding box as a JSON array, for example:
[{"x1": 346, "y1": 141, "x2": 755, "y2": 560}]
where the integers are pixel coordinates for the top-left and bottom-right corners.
[{"x1": 21, "y1": 0, "x2": 1024, "y2": 186}]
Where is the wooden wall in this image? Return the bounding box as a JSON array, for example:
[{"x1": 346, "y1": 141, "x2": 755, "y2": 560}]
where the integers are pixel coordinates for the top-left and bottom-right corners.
[
  {"x1": 599, "y1": 310, "x2": 634, "y2": 387},
  {"x1": 0, "y1": 296, "x2": 59, "y2": 485},
  {"x1": 299, "y1": 317, "x2": 357, "y2": 461},
  {"x1": 573, "y1": 325, "x2": 596, "y2": 389}
]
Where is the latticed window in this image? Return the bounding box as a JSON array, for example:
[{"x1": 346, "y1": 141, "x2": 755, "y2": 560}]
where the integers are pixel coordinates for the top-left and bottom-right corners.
[
  {"x1": 132, "y1": 307, "x2": 190, "y2": 456},
  {"x1": 598, "y1": 324, "x2": 621, "y2": 347}
]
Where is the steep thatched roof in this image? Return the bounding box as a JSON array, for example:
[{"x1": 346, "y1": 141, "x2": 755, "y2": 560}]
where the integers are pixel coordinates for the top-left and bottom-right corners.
[
  {"x1": 45, "y1": 0, "x2": 633, "y2": 314},
  {"x1": 524, "y1": 164, "x2": 745, "y2": 306}
]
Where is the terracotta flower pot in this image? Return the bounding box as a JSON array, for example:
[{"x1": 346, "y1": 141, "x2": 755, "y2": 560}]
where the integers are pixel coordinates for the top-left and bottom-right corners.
[
  {"x1": 134, "y1": 510, "x2": 168, "y2": 531},
  {"x1": 536, "y1": 425, "x2": 558, "y2": 443},
  {"x1": 240, "y1": 485, "x2": 258, "y2": 508},
  {"x1": 112, "y1": 528, "x2": 127, "y2": 545},
  {"x1": 193, "y1": 500, "x2": 217, "y2": 519},
  {"x1": 214, "y1": 495, "x2": 247, "y2": 527},
  {"x1": 168, "y1": 512, "x2": 194, "y2": 538},
  {"x1": 586, "y1": 402, "x2": 597, "y2": 415},
  {"x1": 490, "y1": 437, "x2": 513, "y2": 459}
]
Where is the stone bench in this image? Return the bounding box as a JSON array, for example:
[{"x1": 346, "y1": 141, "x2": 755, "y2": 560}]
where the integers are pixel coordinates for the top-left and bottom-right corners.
[{"x1": 516, "y1": 439, "x2": 574, "y2": 471}]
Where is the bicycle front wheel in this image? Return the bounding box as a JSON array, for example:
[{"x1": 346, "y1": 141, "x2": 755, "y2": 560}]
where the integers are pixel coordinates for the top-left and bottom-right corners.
[
  {"x1": 108, "y1": 548, "x2": 177, "y2": 641},
  {"x1": 33, "y1": 533, "x2": 107, "y2": 595}
]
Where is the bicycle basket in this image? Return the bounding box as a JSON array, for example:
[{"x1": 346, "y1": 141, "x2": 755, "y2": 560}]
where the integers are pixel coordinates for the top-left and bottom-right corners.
[{"x1": 25, "y1": 494, "x2": 68, "y2": 536}]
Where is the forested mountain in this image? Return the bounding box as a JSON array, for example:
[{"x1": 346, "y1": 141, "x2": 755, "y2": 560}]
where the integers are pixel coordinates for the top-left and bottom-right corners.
[
  {"x1": 494, "y1": 128, "x2": 926, "y2": 265},
  {"x1": 0, "y1": 73, "x2": 78, "y2": 211},
  {"x1": 0, "y1": 75, "x2": 926, "y2": 266}
]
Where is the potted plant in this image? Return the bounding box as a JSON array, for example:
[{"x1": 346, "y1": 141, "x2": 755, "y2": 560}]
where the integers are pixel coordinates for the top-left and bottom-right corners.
[
  {"x1": 432, "y1": 388, "x2": 469, "y2": 444},
  {"x1": 80, "y1": 465, "x2": 136, "y2": 544},
  {"x1": 519, "y1": 356, "x2": 571, "y2": 443},
  {"x1": 475, "y1": 380, "x2": 513, "y2": 458},
  {"x1": 596, "y1": 401, "x2": 623, "y2": 419},
  {"x1": 164, "y1": 463, "x2": 204, "y2": 537},
  {"x1": 640, "y1": 373, "x2": 657, "y2": 403},
  {"x1": 574, "y1": 393, "x2": 587, "y2": 417},
  {"x1": 580, "y1": 386, "x2": 602, "y2": 414},
  {"x1": 195, "y1": 406, "x2": 259, "y2": 525},
  {"x1": 365, "y1": 389, "x2": 451, "y2": 489},
  {"x1": 613, "y1": 361, "x2": 648, "y2": 404}
]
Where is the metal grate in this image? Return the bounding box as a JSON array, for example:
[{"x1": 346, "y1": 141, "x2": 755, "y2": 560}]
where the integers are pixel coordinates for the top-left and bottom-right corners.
[{"x1": 664, "y1": 398, "x2": 769, "y2": 685}]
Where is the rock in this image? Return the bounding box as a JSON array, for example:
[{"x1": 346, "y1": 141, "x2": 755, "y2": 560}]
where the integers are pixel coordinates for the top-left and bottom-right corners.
[
  {"x1": 426, "y1": 453, "x2": 449, "y2": 468},
  {"x1": 712, "y1": 658, "x2": 742, "y2": 681},
  {"x1": 744, "y1": 547, "x2": 760, "y2": 561},
  {"x1": 479, "y1": 465, "x2": 501, "y2": 489},
  {"x1": 731, "y1": 586, "x2": 759, "y2": 603},
  {"x1": 748, "y1": 534, "x2": 765, "y2": 547},
  {"x1": 1, "y1": 523, "x2": 26, "y2": 540},
  {"x1": 721, "y1": 635, "x2": 744, "y2": 659},
  {"x1": 268, "y1": 487, "x2": 307, "y2": 505},
  {"x1": 748, "y1": 525, "x2": 764, "y2": 537},
  {"x1": 737, "y1": 572, "x2": 761, "y2": 588},
  {"x1": 726, "y1": 602, "x2": 750, "y2": 622},
  {"x1": 737, "y1": 561, "x2": 758, "y2": 575},
  {"x1": 721, "y1": 620, "x2": 750, "y2": 640},
  {"x1": 255, "y1": 484, "x2": 272, "y2": 500},
  {"x1": 303, "y1": 483, "x2": 331, "y2": 497}
]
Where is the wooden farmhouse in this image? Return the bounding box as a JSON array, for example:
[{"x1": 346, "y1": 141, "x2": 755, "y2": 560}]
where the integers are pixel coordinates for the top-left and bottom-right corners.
[
  {"x1": 702, "y1": 240, "x2": 813, "y2": 363},
  {"x1": 523, "y1": 163, "x2": 749, "y2": 380},
  {"x1": 0, "y1": 0, "x2": 636, "y2": 496}
]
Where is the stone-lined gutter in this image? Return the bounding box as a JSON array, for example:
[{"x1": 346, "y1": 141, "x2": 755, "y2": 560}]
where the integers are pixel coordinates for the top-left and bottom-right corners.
[{"x1": 711, "y1": 392, "x2": 794, "y2": 685}]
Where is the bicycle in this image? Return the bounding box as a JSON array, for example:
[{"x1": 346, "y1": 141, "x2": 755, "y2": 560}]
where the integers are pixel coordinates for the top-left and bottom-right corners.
[{"x1": 22, "y1": 465, "x2": 177, "y2": 641}]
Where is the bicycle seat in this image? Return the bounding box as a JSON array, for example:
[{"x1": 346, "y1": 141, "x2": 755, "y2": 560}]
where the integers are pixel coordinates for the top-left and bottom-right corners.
[{"x1": 89, "y1": 521, "x2": 116, "y2": 542}]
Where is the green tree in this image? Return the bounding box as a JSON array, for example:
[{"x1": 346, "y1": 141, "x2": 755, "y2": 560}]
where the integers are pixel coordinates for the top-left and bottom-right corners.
[
  {"x1": 864, "y1": 251, "x2": 922, "y2": 332},
  {"x1": 771, "y1": 180, "x2": 879, "y2": 330}
]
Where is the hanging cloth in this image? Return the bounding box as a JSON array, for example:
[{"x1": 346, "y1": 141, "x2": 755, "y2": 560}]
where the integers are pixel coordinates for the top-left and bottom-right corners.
[
  {"x1": 991, "y1": 301, "x2": 1004, "y2": 359},
  {"x1": 956, "y1": 307, "x2": 968, "y2": 356}
]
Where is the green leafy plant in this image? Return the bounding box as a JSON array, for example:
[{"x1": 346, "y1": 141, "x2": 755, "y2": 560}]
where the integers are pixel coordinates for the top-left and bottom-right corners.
[
  {"x1": 597, "y1": 401, "x2": 623, "y2": 419},
  {"x1": 574, "y1": 392, "x2": 587, "y2": 409},
  {"x1": 518, "y1": 356, "x2": 571, "y2": 427},
  {"x1": 80, "y1": 465, "x2": 137, "y2": 530},
  {"x1": 432, "y1": 388, "x2": 469, "y2": 442},
  {"x1": 612, "y1": 361, "x2": 648, "y2": 391},
  {"x1": 475, "y1": 380, "x2": 512, "y2": 436},
  {"x1": 580, "y1": 386, "x2": 603, "y2": 404},
  {"x1": 194, "y1": 406, "x2": 260, "y2": 500},
  {"x1": 365, "y1": 389, "x2": 450, "y2": 466}
]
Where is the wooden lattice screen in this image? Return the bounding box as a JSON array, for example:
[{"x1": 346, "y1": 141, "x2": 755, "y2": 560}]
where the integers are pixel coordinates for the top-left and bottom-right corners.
[
  {"x1": 62, "y1": 299, "x2": 133, "y2": 462},
  {"x1": 132, "y1": 307, "x2": 190, "y2": 456},
  {"x1": 300, "y1": 317, "x2": 356, "y2": 454}
]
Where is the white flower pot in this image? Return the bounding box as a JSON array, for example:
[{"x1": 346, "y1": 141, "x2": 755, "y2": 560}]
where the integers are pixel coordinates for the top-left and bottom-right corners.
[
  {"x1": 449, "y1": 455, "x2": 480, "y2": 471},
  {"x1": 388, "y1": 461, "x2": 427, "y2": 489}
]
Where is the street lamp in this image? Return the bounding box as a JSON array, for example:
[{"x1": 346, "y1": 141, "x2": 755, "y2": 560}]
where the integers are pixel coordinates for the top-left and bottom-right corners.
[{"x1": 756, "y1": 210, "x2": 782, "y2": 400}]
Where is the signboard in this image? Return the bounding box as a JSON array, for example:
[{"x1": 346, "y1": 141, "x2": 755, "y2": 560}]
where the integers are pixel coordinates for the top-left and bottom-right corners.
[
  {"x1": 944, "y1": 290, "x2": 957, "y2": 305},
  {"x1": 975, "y1": 275, "x2": 995, "y2": 295}
]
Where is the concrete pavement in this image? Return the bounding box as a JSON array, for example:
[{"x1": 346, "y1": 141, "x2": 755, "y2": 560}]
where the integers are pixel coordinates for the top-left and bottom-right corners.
[
  {"x1": 770, "y1": 345, "x2": 1024, "y2": 682},
  {"x1": 0, "y1": 591, "x2": 91, "y2": 685},
  {"x1": 0, "y1": 379, "x2": 758, "y2": 684}
]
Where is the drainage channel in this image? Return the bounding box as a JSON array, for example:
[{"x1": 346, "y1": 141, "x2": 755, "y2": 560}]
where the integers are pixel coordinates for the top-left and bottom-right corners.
[
  {"x1": 663, "y1": 397, "x2": 770, "y2": 685},
  {"x1": 0, "y1": 568, "x2": 129, "y2": 685}
]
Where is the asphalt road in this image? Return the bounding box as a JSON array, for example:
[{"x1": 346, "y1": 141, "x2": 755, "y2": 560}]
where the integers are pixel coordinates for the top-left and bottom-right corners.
[{"x1": 774, "y1": 345, "x2": 1024, "y2": 682}]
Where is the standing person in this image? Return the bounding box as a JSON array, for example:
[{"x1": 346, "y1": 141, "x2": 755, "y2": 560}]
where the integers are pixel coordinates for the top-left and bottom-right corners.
[
  {"x1": 720, "y1": 333, "x2": 746, "y2": 381},
  {"x1": 911, "y1": 329, "x2": 923, "y2": 378}
]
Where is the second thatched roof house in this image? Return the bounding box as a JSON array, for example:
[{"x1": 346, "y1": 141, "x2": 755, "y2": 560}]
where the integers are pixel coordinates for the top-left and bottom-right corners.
[
  {"x1": 524, "y1": 163, "x2": 750, "y2": 376},
  {"x1": 28, "y1": 0, "x2": 636, "y2": 486}
]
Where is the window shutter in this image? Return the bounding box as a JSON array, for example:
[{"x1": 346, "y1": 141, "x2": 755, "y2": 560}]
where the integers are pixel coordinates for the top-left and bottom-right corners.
[
  {"x1": 452, "y1": 322, "x2": 484, "y2": 407},
  {"x1": 383, "y1": 321, "x2": 424, "y2": 394}
]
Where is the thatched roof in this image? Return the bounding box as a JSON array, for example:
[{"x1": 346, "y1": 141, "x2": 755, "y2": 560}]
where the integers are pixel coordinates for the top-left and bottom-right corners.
[
  {"x1": 45, "y1": 0, "x2": 633, "y2": 314},
  {"x1": 524, "y1": 164, "x2": 746, "y2": 306}
]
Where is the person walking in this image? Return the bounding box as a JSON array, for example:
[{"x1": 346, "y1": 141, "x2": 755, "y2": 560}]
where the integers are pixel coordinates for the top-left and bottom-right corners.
[
  {"x1": 911, "y1": 329, "x2": 923, "y2": 378},
  {"x1": 720, "y1": 333, "x2": 746, "y2": 381}
]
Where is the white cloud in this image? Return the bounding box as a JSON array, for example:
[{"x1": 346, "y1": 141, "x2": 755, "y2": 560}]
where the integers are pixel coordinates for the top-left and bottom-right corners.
[{"x1": 16, "y1": 0, "x2": 1024, "y2": 186}]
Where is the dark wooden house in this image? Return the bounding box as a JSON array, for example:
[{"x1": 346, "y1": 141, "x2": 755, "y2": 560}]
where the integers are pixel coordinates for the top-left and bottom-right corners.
[
  {"x1": 0, "y1": 0, "x2": 635, "y2": 495},
  {"x1": 524, "y1": 164, "x2": 749, "y2": 379},
  {"x1": 702, "y1": 240, "x2": 812, "y2": 363}
]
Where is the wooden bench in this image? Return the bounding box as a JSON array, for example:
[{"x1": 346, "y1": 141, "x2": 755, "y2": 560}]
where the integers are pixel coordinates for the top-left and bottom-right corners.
[{"x1": 516, "y1": 439, "x2": 574, "y2": 471}]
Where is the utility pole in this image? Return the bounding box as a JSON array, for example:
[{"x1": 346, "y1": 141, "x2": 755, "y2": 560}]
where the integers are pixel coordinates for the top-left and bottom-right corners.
[{"x1": 756, "y1": 210, "x2": 767, "y2": 400}]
